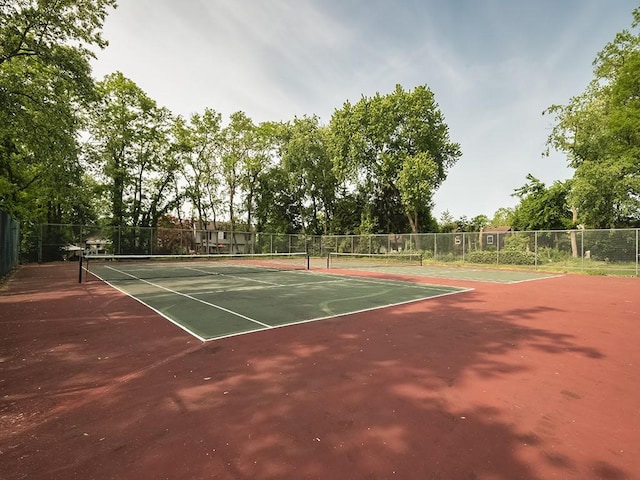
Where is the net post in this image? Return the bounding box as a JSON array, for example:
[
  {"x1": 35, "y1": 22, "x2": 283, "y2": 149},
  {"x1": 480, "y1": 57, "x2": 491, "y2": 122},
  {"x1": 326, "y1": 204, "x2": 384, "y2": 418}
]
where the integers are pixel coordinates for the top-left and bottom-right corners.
[
  {"x1": 326, "y1": 253, "x2": 330, "y2": 269},
  {"x1": 306, "y1": 254, "x2": 310, "y2": 270},
  {"x1": 78, "y1": 256, "x2": 83, "y2": 283}
]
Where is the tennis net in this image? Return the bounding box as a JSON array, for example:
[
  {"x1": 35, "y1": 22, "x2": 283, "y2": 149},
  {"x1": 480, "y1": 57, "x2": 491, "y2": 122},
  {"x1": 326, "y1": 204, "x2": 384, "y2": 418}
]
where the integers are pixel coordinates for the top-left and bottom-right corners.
[
  {"x1": 79, "y1": 252, "x2": 310, "y2": 283},
  {"x1": 327, "y1": 252, "x2": 423, "y2": 269}
]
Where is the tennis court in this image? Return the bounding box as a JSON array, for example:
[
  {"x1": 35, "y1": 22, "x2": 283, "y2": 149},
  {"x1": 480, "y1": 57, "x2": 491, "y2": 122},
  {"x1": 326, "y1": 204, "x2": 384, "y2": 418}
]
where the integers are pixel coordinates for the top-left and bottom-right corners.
[
  {"x1": 2, "y1": 260, "x2": 639, "y2": 480},
  {"x1": 326, "y1": 252, "x2": 561, "y2": 283},
  {"x1": 81, "y1": 253, "x2": 470, "y2": 340}
]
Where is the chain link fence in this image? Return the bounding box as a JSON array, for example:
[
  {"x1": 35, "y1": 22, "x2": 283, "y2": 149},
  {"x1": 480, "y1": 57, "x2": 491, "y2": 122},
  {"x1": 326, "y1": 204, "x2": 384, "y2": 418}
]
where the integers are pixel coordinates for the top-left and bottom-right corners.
[
  {"x1": 1, "y1": 210, "x2": 20, "y2": 277},
  {"x1": 19, "y1": 224, "x2": 640, "y2": 276},
  {"x1": 321, "y1": 229, "x2": 640, "y2": 276},
  {"x1": 20, "y1": 223, "x2": 323, "y2": 262}
]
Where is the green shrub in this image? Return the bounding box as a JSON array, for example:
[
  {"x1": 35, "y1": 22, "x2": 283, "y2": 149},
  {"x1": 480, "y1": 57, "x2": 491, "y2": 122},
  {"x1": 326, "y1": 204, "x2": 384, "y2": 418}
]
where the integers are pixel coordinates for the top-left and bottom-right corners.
[
  {"x1": 498, "y1": 250, "x2": 537, "y2": 265},
  {"x1": 466, "y1": 251, "x2": 496, "y2": 264},
  {"x1": 465, "y1": 250, "x2": 537, "y2": 265},
  {"x1": 436, "y1": 252, "x2": 460, "y2": 263}
]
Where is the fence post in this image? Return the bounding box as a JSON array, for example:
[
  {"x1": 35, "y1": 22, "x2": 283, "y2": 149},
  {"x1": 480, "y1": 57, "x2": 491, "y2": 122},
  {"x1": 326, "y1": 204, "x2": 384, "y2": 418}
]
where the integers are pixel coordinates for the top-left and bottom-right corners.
[
  {"x1": 534, "y1": 231, "x2": 538, "y2": 269},
  {"x1": 462, "y1": 232, "x2": 466, "y2": 263},
  {"x1": 434, "y1": 233, "x2": 437, "y2": 261},
  {"x1": 581, "y1": 229, "x2": 584, "y2": 273},
  {"x1": 38, "y1": 223, "x2": 42, "y2": 263},
  {"x1": 636, "y1": 228, "x2": 640, "y2": 277}
]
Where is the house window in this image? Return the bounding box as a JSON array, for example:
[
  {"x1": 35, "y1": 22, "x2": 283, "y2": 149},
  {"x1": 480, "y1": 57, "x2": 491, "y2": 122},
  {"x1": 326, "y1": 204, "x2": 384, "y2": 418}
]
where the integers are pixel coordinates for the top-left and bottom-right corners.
[{"x1": 487, "y1": 235, "x2": 494, "y2": 245}]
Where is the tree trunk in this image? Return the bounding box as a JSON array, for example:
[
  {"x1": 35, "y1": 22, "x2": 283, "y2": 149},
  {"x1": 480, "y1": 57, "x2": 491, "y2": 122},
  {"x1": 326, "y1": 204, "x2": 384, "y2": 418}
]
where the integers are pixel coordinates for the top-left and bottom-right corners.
[
  {"x1": 406, "y1": 211, "x2": 418, "y2": 235},
  {"x1": 570, "y1": 205, "x2": 579, "y2": 258}
]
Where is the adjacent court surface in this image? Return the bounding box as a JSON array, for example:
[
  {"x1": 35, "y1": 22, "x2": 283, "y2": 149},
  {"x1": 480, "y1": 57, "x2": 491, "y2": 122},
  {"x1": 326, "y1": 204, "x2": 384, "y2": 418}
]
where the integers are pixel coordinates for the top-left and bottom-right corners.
[
  {"x1": 2, "y1": 260, "x2": 639, "y2": 480},
  {"x1": 325, "y1": 252, "x2": 561, "y2": 283}
]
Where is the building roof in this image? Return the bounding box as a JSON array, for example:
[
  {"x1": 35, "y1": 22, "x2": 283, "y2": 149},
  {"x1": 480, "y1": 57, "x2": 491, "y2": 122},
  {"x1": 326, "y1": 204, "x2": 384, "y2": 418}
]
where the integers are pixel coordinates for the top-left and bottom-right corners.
[{"x1": 482, "y1": 226, "x2": 511, "y2": 233}]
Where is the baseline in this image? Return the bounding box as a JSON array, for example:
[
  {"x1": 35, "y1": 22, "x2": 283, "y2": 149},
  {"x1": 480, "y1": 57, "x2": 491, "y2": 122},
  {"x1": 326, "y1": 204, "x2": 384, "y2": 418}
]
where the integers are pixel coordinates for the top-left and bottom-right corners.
[
  {"x1": 203, "y1": 283, "x2": 473, "y2": 342},
  {"x1": 101, "y1": 265, "x2": 272, "y2": 335}
]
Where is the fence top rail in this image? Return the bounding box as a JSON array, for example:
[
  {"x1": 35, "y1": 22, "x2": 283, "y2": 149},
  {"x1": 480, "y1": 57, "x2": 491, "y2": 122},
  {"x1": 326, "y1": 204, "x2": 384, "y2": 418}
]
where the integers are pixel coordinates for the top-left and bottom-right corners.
[{"x1": 32, "y1": 223, "x2": 640, "y2": 234}]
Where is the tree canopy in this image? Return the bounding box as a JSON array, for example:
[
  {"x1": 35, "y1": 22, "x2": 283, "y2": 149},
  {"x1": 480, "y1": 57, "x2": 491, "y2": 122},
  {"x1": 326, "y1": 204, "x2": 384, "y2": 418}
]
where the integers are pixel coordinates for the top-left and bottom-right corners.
[
  {"x1": 0, "y1": 0, "x2": 116, "y2": 222},
  {"x1": 1, "y1": 14, "x2": 462, "y2": 239},
  {"x1": 329, "y1": 84, "x2": 461, "y2": 234},
  {"x1": 545, "y1": 6, "x2": 640, "y2": 228},
  {"x1": 4, "y1": 1, "x2": 640, "y2": 257},
  {"x1": 510, "y1": 175, "x2": 573, "y2": 231}
]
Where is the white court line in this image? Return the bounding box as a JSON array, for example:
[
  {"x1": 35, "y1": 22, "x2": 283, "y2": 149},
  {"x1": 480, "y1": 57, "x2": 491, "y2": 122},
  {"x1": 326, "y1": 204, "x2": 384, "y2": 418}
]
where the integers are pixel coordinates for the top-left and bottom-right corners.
[
  {"x1": 504, "y1": 274, "x2": 565, "y2": 284},
  {"x1": 103, "y1": 266, "x2": 272, "y2": 329},
  {"x1": 187, "y1": 274, "x2": 458, "y2": 296},
  {"x1": 299, "y1": 287, "x2": 474, "y2": 325},
  {"x1": 187, "y1": 278, "x2": 348, "y2": 295},
  {"x1": 344, "y1": 265, "x2": 564, "y2": 285},
  {"x1": 310, "y1": 270, "x2": 468, "y2": 291},
  {"x1": 90, "y1": 266, "x2": 472, "y2": 342},
  {"x1": 184, "y1": 266, "x2": 284, "y2": 286},
  {"x1": 419, "y1": 270, "x2": 564, "y2": 285},
  {"x1": 204, "y1": 286, "x2": 474, "y2": 342},
  {"x1": 84, "y1": 269, "x2": 207, "y2": 342}
]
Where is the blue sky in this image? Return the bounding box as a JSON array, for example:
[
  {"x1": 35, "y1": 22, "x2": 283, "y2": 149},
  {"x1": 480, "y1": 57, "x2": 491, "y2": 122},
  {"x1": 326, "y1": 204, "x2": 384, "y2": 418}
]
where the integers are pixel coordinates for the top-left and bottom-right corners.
[{"x1": 91, "y1": 0, "x2": 636, "y2": 220}]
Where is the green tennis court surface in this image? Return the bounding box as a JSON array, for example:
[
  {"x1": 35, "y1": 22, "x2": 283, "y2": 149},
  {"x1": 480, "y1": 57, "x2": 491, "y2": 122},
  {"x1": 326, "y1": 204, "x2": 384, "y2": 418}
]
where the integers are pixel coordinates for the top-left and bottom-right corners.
[
  {"x1": 326, "y1": 254, "x2": 560, "y2": 283},
  {"x1": 85, "y1": 258, "x2": 469, "y2": 341},
  {"x1": 342, "y1": 265, "x2": 559, "y2": 283}
]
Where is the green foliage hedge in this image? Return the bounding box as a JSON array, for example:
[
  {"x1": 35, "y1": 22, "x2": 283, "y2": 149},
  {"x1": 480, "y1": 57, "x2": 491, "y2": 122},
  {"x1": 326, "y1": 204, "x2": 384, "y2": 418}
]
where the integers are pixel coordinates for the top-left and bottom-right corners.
[{"x1": 466, "y1": 250, "x2": 537, "y2": 265}]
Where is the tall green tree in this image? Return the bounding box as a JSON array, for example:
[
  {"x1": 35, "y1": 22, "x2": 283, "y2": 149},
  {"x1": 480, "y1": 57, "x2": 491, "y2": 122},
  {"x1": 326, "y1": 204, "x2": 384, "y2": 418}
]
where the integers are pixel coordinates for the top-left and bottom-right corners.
[
  {"x1": 254, "y1": 165, "x2": 298, "y2": 234},
  {"x1": 0, "y1": 0, "x2": 116, "y2": 222},
  {"x1": 220, "y1": 111, "x2": 255, "y2": 232},
  {"x1": 490, "y1": 207, "x2": 515, "y2": 227},
  {"x1": 329, "y1": 84, "x2": 461, "y2": 234},
  {"x1": 398, "y1": 152, "x2": 440, "y2": 234},
  {"x1": 438, "y1": 210, "x2": 457, "y2": 232},
  {"x1": 243, "y1": 121, "x2": 278, "y2": 232},
  {"x1": 279, "y1": 116, "x2": 336, "y2": 235},
  {"x1": 545, "y1": 6, "x2": 640, "y2": 228},
  {"x1": 329, "y1": 187, "x2": 365, "y2": 234},
  {"x1": 174, "y1": 108, "x2": 223, "y2": 231},
  {"x1": 86, "y1": 72, "x2": 179, "y2": 252},
  {"x1": 0, "y1": 0, "x2": 115, "y2": 66},
  {"x1": 510, "y1": 174, "x2": 573, "y2": 231}
]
